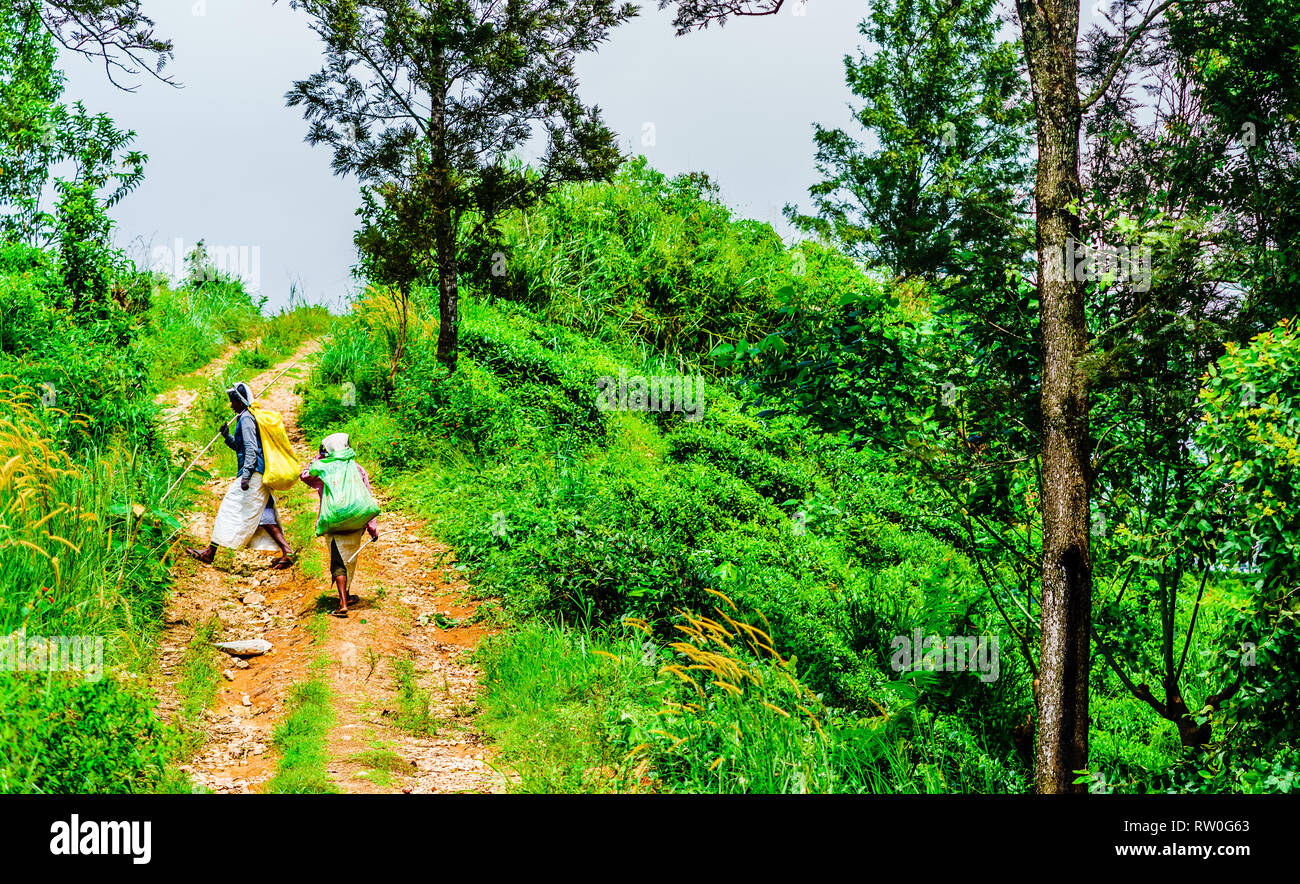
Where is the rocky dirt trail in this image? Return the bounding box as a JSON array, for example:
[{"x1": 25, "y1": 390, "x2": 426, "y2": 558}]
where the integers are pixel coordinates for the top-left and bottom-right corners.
[
  {"x1": 155, "y1": 343, "x2": 242, "y2": 432},
  {"x1": 153, "y1": 341, "x2": 504, "y2": 794}
]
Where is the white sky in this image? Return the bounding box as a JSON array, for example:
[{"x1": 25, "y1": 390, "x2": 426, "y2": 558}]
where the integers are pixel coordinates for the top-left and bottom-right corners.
[
  {"x1": 61, "y1": 0, "x2": 872, "y2": 311},
  {"x1": 59, "y1": 2, "x2": 1119, "y2": 312}
]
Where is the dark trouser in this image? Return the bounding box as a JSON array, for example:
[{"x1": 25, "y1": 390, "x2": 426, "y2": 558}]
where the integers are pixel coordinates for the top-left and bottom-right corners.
[{"x1": 329, "y1": 539, "x2": 347, "y2": 581}]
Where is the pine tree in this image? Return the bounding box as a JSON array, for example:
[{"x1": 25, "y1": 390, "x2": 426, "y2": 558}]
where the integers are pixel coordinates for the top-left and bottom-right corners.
[
  {"x1": 788, "y1": 0, "x2": 1032, "y2": 280},
  {"x1": 287, "y1": 0, "x2": 636, "y2": 371}
]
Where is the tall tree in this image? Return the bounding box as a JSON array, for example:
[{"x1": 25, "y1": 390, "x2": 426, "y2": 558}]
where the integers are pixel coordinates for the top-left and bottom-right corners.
[
  {"x1": 788, "y1": 0, "x2": 1032, "y2": 279},
  {"x1": 287, "y1": 0, "x2": 635, "y2": 372},
  {"x1": 661, "y1": 0, "x2": 1207, "y2": 792},
  {"x1": 0, "y1": 2, "x2": 146, "y2": 246},
  {"x1": 1015, "y1": 0, "x2": 1091, "y2": 799}
]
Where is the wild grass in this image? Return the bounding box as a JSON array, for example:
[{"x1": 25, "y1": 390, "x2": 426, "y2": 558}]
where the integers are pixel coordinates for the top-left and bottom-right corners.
[
  {"x1": 627, "y1": 606, "x2": 927, "y2": 794},
  {"x1": 0, "y1": 392, "x2": 179, "y2": 647},
  {"x1": 350, "y1": 746, "x2": 413, "y2": 772},
  {"x1": 0, "y1": 393, "x2": 194, "y2": 792},
  {"x1": 390, "y1": 657, "x2": 438, "y2": 736},
  {"x1": 475, "y1": 624, "x2": 661, "y2": 793},
  {"x1": 139, "y1": 277, "x2": 264, "y2": 386},
  {"x1": 266, "y1": 657, "x2": 336, "y2": 794},
  {"x1": 0, "y1": 672, "x2": 190, "y2": 794},
  {"x1": 175, "y1": 616, "x2": 222, "y2": 746},
  {"x1": 474, "y1": 614, "x2": 946, "y2": 794}
]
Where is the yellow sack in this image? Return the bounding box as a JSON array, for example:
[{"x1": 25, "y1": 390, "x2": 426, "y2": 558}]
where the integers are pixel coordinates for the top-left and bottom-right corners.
[{"x1": 247, "y1": 403, "x2": 298, "y2": 491}]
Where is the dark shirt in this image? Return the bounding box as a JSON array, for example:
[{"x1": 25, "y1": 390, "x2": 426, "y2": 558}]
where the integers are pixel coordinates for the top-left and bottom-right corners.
[{"x1": 223, "y1": 410, "x2": 265, "y2": 480}]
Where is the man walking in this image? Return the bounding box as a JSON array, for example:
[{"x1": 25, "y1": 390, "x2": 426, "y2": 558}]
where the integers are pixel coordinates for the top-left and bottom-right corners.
[{"x1": 185, "y1": 381, "x2": 294, "y2": 569}]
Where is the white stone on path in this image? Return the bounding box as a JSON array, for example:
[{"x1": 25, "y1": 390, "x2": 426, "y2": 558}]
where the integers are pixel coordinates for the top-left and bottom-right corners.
[{"x1": 213, "y1": 639, "x2": 273, "y2": 657}]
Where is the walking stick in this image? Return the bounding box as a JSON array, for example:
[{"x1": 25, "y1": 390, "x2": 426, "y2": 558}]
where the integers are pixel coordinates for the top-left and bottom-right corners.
[
  {"x1": 159, "y1": 419, "x2": 235, "y2": 503},
  {"x1": 159, "y1": 354, "x2": 308, "y2": 503},
  {"x1": 345, "y1": 537, "x2": 376, "y2": 565}
]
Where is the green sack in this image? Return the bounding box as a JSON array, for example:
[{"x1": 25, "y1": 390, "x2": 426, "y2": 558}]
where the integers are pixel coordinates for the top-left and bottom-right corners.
[{"x1": 309, "y1": 447, "x2": 380, "y2": 535}]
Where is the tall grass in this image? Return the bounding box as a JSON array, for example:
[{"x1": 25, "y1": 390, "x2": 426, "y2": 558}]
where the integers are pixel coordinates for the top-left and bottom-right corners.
[
  {"x1": 0, "y1": 392, "x2": 192, "y2": 792},
  {"x1": 0, "y1": 390, "x2": 179, "y2": 656},
  {"x1": 475, "y1": 624, "x2": 660, "y2": 793},
  {"x1": 476, "y1": 611, "x2": 940, "y2": 794},
  {"x1": 137, "y1": 277, "x2": 265, "y2": 385},
  {"x1": 626, "y1": 605, "x2": 924, "y2": 793}
]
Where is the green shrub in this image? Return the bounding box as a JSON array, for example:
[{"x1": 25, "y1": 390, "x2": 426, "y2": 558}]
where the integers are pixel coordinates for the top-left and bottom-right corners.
[
  {"x1": 469, "y1": 157, "x2": 790, "y2": 357},
  {"x1": 0, "y1": 674, "x2": 184, "y2": 794}
]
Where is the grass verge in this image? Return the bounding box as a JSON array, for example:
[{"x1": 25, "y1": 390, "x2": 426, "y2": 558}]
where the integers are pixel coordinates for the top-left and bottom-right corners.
[
  {"x1": 175, "y1": 616, "x2": 223, "y2": 749},
  {"x1": 266, "y1": 616, "x2": 336, "y2": 794},
  {"x1": 266, "y1": 656, "x2": 336, "y2": 794}
]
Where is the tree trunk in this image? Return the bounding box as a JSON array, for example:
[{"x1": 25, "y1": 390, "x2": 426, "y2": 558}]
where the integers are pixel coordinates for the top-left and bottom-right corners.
[
  {"x1": 434, "y1": 205, "x2": 459, "y2": 373},
  {"x1": 430, "y1": 46, "x2": 459, "y2": 373},
  {"x1": 389, "y1": 283, "x2": 409, "y2": 383},
  {"x1": 1017, "y1": 0, "x2": 1092, "y2": 795}
]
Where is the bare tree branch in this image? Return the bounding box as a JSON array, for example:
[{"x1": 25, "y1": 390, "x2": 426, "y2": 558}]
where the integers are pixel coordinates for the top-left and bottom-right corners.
[
  {"x1": 1080, "y1": 0, "x2": 1219, "y2": 111},
  {"x1": 19, "y1": 0, "x2": 176, "y2": 90}
]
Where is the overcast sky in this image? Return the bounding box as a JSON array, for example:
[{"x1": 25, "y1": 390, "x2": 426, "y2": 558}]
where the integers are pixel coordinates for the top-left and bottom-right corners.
[{"x1": 59, "y1": 1, "x2": 897, "y2": 311}]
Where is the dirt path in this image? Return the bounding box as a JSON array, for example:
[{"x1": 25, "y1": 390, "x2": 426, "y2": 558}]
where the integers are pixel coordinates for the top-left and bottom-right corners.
[
  {"x1": 153, "y1": 341, "x2": 503, "y2": 794},
  {"x1": 154, "y1": 343, "x2": 242, "y2": 432}
]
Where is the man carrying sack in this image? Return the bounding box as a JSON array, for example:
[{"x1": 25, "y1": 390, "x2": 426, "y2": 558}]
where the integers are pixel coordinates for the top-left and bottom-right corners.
[{"x1": 186, "y1": 381, "x2": 295, "y2": 569}]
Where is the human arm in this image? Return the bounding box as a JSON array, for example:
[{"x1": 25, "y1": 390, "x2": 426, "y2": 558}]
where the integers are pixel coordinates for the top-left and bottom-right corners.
[
  {"x1": 300, "y1": 460, "x2": 324, "y2": 488},
  {"x1": 237, "y1": 412, "x2": 258, "y2": 486},
  {"x1": 220, "y1": 420, "x2": 237, "y2": 451},
  {"x1": 358, "y1": 464, "x2": 379, "y2": 539}
]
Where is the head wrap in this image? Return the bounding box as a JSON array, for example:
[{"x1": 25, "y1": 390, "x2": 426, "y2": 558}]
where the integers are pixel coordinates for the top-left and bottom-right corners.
[
  {"x1": 321, "y1": 432, "x2": 350, "y2": 453},
  {"x1": 227, "y1": 382, "x2": 254, "y2": 407}
]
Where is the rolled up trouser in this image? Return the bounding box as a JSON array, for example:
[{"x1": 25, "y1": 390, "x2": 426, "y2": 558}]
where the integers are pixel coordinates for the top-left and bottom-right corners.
[{"x1": 327, "y1": 529, "x2": 368, "y2": 587}]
